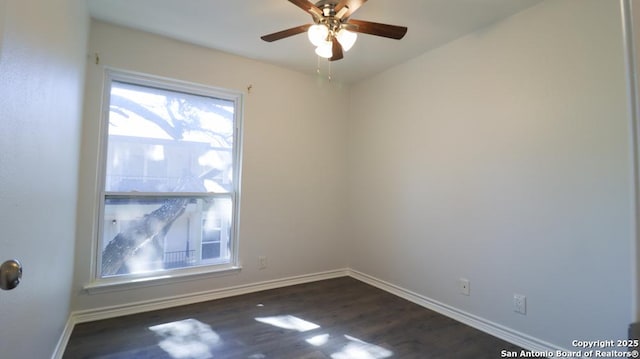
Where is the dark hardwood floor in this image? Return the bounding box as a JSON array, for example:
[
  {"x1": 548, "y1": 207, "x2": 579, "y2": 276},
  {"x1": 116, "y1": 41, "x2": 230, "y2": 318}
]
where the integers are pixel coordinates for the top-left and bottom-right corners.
[{"x1": 64, "y1": 277, "x2": 523, "y2": 358}]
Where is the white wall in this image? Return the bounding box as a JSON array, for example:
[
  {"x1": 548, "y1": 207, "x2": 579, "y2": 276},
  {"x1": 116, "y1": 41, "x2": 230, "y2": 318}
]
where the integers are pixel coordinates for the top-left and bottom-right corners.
[
  {"x1": 630, "y1": 0, "x2": 640, "y2": 323},
  {"x1": 72, "y1": 21, "x2": 349, "y2": 311},
  {"x1": 0, "y1": 0, "x2": 88, "y2": 357},
  {"x1": 348, "y1": 0, "x2": 633, "y2": 349}
]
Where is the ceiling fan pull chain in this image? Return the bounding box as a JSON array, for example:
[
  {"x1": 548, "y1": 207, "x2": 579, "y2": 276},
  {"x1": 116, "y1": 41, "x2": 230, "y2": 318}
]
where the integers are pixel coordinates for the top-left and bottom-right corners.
[{"x1": 314, "y1": 55, "x2": 332, "y2": 82}]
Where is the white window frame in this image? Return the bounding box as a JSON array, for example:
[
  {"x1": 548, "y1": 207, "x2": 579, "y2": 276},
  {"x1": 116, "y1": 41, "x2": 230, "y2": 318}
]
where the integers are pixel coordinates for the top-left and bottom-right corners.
[{"x1": 86, "y1": 68, "x2": 243, "y2": 292}]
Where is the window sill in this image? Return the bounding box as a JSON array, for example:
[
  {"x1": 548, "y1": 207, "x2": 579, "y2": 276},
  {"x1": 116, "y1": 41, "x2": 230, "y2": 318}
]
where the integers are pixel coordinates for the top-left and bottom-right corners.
[{"x1": 83, "y1": 265, "x2": 242, "y2": 295}]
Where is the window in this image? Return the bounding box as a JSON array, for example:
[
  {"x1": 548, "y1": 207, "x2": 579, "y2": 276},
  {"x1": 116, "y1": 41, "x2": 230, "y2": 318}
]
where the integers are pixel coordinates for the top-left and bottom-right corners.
[{"x1": 96, "y1": 69, "x2": 242, "y2": 282}]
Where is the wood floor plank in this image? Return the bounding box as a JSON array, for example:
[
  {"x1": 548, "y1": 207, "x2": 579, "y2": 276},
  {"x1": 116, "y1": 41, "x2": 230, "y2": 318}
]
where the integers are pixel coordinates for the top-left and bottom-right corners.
[{"x1": 64, "y1": 277, "x2": 524, "y2": 358}]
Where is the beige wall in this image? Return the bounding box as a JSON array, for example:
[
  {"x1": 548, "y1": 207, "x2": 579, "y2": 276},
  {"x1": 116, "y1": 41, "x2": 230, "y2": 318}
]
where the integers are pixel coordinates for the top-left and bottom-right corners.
[
  {"x1": 0, "y1": 0, "x2": 88, "y2": 357},
  {"x1": 348, "y1": 0, "x2": 633, "y2": 349},
  {"x1": 72, "y1": 20, "x2": 350, "y2": 311}
]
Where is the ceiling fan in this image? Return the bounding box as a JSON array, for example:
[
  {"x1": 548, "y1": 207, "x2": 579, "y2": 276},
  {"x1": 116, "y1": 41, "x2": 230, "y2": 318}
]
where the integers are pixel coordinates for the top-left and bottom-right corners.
[{"x1": 261, "y1": 0, "x2": 408, "y2": 61}]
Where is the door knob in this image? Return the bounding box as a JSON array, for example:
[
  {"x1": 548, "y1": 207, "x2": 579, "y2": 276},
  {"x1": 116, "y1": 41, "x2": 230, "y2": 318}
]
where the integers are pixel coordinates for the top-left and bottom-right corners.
[{"x1": 0, "y1": 259, "x2": 22, "y2": 290}]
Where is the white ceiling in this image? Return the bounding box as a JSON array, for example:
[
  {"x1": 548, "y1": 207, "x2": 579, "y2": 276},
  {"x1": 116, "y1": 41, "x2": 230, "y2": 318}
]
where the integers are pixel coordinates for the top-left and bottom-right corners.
[{"x1": 87, "y1": 0, "x2": 542, "y2": 84}]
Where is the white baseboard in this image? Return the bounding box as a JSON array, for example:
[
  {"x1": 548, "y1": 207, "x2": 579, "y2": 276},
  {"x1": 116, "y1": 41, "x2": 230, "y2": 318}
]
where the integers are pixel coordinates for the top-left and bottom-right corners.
[
  {"x1": 52, "y1": 268, "x2": 349, "y2": 359},
  {"x1": 73, "y1": 268, "x2": 350, "y2": 324},
  {"x1": 51, "y1": 316, "x2": 75, "y2": 359},
  {"x1": 347, "y1": 269, "x2": 565, "y2": 354},
  {"x1": 53, "y1": 268, "x2": 564, "y2": 358}
]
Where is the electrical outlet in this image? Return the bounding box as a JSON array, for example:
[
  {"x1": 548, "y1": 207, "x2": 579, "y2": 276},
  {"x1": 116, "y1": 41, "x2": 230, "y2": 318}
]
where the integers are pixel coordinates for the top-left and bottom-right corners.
[
  {"x1": 513, "y1": 294, "x2": 526, "y2": 314},
  {"x1": 258, "y1": 256, "x2": 267, "y2": 270},
  {"x1": 458, "y1": 278, "x2": 470, "y2": 296}
]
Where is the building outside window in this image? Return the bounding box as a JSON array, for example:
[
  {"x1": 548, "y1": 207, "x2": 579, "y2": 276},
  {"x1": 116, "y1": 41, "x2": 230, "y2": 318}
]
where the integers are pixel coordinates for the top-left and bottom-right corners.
[{"x1": 96, "y1": 69, "x2": 242, "y2": 282}]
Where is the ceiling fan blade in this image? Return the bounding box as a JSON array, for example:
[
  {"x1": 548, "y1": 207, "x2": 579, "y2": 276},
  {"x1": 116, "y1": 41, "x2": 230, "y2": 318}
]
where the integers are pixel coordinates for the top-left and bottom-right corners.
[
  {"x1": 330, "y1": 37, "x2": 344, "y2": 61},
  {"x1": 334, "y1": 0, "x2": 367, "y2": 19},
  {"x1": 261, "y1": 24, "x2": 312, "y2": 42},
  {"x1": 288, "y1": 0, "x2": 323, "y2": 19},
  {"x1": 347, "y1": 19, "x2": 407, "y2": 40}
]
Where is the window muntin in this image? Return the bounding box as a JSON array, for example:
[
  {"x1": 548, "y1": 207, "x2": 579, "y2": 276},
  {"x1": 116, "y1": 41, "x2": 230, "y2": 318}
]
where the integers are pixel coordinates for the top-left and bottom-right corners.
[{"x1": 97, "y1": 71, "x2": 241, "y2": 280}]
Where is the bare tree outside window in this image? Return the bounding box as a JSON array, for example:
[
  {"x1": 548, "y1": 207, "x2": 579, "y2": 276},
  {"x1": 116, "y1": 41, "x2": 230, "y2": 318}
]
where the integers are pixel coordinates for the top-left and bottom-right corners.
[{"x1": 99, "y1": 75, "x2": 241, "y2": 278}]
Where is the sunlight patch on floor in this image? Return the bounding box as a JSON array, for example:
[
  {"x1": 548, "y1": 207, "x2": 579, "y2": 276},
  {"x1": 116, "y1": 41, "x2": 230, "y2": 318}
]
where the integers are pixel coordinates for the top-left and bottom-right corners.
[
  {"x1": 330, "y1": 335, "x2": 393, "y2": 359},
  {"x1": 149, "y1": 318, "x2": 220, "y2": 359},
  {"x1": 306, "y1": 333, "x2": 330, "y2": 346},
  {"x1": 254, "y1": 314, "x2": 392, "y2": 358},
  {"x1": 254, "y1": 315, "x2": 321, "y2": 332}
]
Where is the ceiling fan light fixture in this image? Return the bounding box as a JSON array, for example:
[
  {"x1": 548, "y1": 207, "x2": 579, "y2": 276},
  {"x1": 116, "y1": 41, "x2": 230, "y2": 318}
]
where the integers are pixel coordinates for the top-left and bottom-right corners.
[
  {"x1": 336, "y1": 28, "x2": 357, "y2": 52},
  {"x1": 315, "y1": 40, "x2": 333, "y2": 58},
  {"x1": 308, "y1": 24, "x2": 329, "y2": 47},
  {"x1": 261, "y1": 0, "x2": 408, "y2": 63}
]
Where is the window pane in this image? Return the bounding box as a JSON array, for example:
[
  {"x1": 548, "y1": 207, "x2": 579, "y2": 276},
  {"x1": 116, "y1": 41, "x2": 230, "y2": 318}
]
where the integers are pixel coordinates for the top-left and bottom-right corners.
[
  {"x1": 101, "y1": 196, "x2": 232, "y2": 277},
  {"x1": 201, "y1": 242, "x2": 221, "y2": 260},
  {"x1": 106, "y1": 81, "x2": 235, "y2": 193}
]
